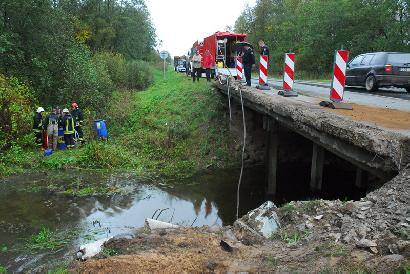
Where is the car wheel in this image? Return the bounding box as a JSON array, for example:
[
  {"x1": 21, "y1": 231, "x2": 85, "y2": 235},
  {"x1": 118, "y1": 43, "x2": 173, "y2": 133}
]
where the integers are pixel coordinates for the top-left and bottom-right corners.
[
  {"x1": 365, "y1": 75, "x2": 378, "y2": 92},
  {"x1": 405, "y1": 87, "x2": 410, "y2": 93}
]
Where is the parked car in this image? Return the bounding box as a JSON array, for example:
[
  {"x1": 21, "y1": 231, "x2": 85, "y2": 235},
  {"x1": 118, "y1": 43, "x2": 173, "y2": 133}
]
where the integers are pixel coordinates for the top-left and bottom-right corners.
[
  {"x1": 345, "y1": 52, "x2": 410, "y2": 92},
  {"x1": 176, "y1": 64, "x2": 186, "y2": 73}
]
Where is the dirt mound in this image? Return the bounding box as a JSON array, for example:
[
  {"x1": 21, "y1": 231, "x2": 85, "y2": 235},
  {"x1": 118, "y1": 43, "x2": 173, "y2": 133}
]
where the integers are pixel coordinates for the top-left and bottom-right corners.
[
  {"x1": 327, "y1": 104, "x2": 410, "y2": 131},
  {"x1": 72, "y1": 168, "x2": 409, "y2": 273}
]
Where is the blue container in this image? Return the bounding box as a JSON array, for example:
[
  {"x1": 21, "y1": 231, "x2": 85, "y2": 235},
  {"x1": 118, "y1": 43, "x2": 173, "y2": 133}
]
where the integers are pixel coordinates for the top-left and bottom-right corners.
[
  {"x1": 57, "y1": 128, "x2": 66, "y2": 150},
  {"x1": 44, "y1": 149, "x2": 53, "y2": 157},
  {"x1": 94, "y1": 119, "x2": 108, "y2": 138},
  {"x1": 58, "y1": 142, "x2": 67, "y2": 150}
]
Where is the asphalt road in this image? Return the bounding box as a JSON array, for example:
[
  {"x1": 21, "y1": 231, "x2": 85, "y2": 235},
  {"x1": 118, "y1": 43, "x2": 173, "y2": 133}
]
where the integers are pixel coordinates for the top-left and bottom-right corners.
[{"x1": 251, "y1": 78, "x2": 410, "y2": 112}]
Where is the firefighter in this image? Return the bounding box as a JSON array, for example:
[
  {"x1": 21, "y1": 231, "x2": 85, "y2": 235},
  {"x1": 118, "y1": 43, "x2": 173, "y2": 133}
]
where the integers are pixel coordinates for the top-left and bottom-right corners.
[
  {"x1": 242, "y1": 45, "x2": 255, "y2": 86},
  {"x1": 33, "y1": 107, "x2": 45, "y2": 147},
  {"x1": 203, "y1": 49, "x2": 214, "y2": 82},
  {"x1": 71, "y1": 102, "x2": 84, "y2": 144},
  {"x1": 43, "y1": 108, "x2": 60, "y2": 150},
  {"x1": 62, "y1": 108, "x2": 75, "y2": 149}
]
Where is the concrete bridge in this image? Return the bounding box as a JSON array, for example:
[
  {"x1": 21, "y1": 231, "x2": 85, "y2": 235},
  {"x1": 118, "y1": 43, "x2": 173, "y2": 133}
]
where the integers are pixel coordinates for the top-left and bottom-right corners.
[{"x1": 214, "y1": 81, "x2": 410, "y2": 197}]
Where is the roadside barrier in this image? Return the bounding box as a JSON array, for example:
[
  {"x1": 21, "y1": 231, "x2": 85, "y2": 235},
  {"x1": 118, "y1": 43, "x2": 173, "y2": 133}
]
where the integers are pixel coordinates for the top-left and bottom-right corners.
[
  {"x1": 236, "y1": 57, "x2": 243, "y2": 81},
  {"x1": 319, "y1": 49, "x2": 353, "y2": 110},
  {"x1": 257, "y1": 55, "x2": 270, "y2": 90},
  {"x1": 278, "y1": 53, "x2": 298, "y2": 97},
  {"x1": 330, "y1": 50, "x2": 349, "y2": 101}
]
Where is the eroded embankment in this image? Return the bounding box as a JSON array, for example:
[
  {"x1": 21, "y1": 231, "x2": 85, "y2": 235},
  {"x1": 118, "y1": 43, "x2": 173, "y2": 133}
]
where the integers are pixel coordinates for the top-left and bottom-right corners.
[{"x1": 72, "y1": 167, "x2": 409, "y2": 273}]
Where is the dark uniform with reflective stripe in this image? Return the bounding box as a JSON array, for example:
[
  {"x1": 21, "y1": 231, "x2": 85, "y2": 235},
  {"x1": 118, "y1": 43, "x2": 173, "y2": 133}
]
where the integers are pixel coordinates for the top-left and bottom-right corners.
[
  {"x1": 71, "y1": 108, "x2": 84, "y2": 143},
  {"x1": 242, "y1": 47, "x2": 255, "y2": 86},
  {"x1": 33, "y1": 112, "x2": 43, "y2": 146},
  {"x1": 62, "y1": 113, "x2": 75, "y2": 148}
]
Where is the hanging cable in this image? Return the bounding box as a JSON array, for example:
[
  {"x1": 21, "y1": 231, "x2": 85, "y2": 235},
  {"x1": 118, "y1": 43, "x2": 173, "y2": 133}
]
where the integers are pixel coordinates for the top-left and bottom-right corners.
[
  {"x1": 236, "y1": 84, "x2": 246, "y2": 220},
  {"x1": 227, "y1": 77, "x2": 232, "y2": 121}
]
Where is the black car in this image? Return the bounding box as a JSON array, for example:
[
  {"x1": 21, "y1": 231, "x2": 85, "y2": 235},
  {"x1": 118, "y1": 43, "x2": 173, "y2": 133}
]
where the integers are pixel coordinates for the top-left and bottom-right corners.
[{"x1": 345, "y1": 52, "x2": 410, "y2": 92}]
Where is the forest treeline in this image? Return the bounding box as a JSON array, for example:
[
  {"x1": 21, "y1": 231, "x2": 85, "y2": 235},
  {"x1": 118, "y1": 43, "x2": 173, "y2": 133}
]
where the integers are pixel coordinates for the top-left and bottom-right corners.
[
  {"x1": 0, "y1": 0, "x2": 156, "y2": 150},
  {"x1": 235, "y1": 0, "x2": 409, "y2": 77}
]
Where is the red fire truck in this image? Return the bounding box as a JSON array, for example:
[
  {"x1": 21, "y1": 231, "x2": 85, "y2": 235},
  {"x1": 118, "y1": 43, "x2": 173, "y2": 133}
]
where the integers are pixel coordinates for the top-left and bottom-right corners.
[{"x1": 191, "y1": 31, "x2": 247, "y2": 77}]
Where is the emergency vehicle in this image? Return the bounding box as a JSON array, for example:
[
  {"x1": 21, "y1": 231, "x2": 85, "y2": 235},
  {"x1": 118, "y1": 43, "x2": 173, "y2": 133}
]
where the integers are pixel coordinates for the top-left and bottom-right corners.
[{"x1": 190, "y1": 31, "x2": 247, "y2": 77}]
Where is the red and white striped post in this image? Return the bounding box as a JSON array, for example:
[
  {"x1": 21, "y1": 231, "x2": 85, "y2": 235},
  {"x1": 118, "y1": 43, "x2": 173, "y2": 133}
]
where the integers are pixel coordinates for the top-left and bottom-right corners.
[
  {"x1": 279, "y1": 53, "x2": 298, "y2": 97},
  {"x1": 236, "y1": 56, "x2": 244, "y2": 82},
  {"x1": 320, "y1": 49, "x2": 352, "y2": 109},
  {"x1": 257, "y1": 55, "x2": 270, "y2": 90},
  {"x1": 330, "y1": 50, "x2": 349, "y2": 102}
]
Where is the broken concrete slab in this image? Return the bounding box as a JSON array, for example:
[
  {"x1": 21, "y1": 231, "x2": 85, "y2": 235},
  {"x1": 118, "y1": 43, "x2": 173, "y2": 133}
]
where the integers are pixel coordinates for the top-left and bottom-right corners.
[{"x1": 234, "y1": 201, "x2": 281, "y2": 239}]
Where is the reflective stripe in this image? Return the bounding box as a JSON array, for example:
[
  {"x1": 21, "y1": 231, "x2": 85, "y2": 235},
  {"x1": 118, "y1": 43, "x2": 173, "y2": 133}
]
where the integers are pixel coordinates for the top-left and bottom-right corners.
[{"x1": 64, "y1": 117, "x2": 75, "y2": 134}]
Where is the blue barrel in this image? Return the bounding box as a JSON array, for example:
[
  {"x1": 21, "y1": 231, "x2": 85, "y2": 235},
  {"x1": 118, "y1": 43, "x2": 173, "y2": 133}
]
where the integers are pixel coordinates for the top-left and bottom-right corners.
[
  {"x1": 94, "y1": 119, "x2": 108, "y2": 138},
  {"x1": 44, "y1": 148, "x2": 53, "y2": 157},
  {"x1": 57, "y1": 128, "x2": 67, "y2": 150}
]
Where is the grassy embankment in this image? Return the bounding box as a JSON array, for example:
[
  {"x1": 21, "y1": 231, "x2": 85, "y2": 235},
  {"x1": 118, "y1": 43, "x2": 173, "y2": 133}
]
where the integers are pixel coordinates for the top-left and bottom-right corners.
[{"x1": 0, "y1": 69, "x2": 238, "y2": 179}]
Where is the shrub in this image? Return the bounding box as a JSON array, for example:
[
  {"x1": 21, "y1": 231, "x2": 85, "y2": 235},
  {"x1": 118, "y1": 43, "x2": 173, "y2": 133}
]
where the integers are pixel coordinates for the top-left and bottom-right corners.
[
  {"x1": 0, "y1": 74, "x2": 36, "y2": 150},
  {"x1": 126, "y1": 60, "x2": 153, "y2": 90},
  {"x1": 59, "y1": 43, "x2": 114, "y2": 111},
  {"x1": 93, "y1": 52, "x2": 127, "y2": 89}
]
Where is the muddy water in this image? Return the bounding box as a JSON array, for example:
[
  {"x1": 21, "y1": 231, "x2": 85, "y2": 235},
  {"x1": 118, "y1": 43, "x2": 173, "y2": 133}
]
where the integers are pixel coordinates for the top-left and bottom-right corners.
[{"x1": 0, "y1": 168, "x2": 265, "y2": 272}]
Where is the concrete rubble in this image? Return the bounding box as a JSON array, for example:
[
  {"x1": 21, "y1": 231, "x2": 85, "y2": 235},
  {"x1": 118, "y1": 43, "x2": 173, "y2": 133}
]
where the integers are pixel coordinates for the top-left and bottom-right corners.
[{"x1": 234, "y1": 201, "x2": 281, "y2": 239}]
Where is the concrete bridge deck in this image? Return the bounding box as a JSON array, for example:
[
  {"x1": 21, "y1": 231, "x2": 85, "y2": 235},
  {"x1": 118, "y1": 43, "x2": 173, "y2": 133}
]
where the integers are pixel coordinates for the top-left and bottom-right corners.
[{"x1": 214, "y1": 81, "x2": 410, "y2": 194}]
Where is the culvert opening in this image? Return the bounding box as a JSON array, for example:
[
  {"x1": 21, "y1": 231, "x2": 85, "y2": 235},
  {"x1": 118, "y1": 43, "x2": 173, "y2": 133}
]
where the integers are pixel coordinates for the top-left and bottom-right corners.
[
  {"x1": 236, "y1": 120, "x2": 398, "y2": 207},
  {"x1": 266, "y1": 127, "x2": 397, "y2": 205}
]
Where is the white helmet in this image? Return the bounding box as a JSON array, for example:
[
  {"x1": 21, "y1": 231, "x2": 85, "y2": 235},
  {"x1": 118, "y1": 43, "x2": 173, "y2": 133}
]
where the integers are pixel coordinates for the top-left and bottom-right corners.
[
  {"x1": 36, "y1": 107, "x2": 45, "y2": 113},
  {"x1": 62, "y1": 108, "x2": 69, "y2": 114}
]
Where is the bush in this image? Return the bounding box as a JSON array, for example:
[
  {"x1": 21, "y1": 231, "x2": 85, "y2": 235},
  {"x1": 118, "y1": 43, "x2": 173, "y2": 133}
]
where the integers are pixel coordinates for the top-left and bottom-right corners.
[
  {"x1": 126, "y1": 60, "x2": 154, "y2": 90},
  {"x1": 93, "y1": 52, "x2": 127, "y2": 89},
  {"x1": 59, "y1": 43, "x2": 114, "y2": 111},
  {"x1": 0, "y1": 74, "x2": 36, "y2": 150}
]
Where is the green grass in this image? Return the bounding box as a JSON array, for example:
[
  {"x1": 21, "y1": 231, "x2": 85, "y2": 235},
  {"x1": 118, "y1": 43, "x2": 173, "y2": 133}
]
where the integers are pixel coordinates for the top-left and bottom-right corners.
[
  {"x1": 0, "y1": 266, "x2": 6, "y2": 274},
  {"x1": 28, "y1": 226, "x2": 66, "y2": 250},
  {"x1": 1, "y1": 69, "x2": 238, "y2": 180},
  {"x1": 106, "y1": 69, "x2": 238, "y2": 179}
]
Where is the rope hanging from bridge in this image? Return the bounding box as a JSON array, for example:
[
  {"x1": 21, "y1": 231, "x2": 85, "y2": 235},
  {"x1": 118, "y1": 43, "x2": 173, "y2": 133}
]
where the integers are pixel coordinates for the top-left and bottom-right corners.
[
  {"x1": 227, "y1": 78, "x2": 232, "y2": 122},
  {"x1": 236, "y1": 84, "x2": 247, "y2": 220}
]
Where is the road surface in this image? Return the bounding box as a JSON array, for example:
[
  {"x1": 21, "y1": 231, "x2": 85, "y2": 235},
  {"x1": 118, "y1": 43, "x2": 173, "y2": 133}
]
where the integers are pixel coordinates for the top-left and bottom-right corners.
[{"x1": 251, "y1": 78, "x2": 410, "y2": 112}]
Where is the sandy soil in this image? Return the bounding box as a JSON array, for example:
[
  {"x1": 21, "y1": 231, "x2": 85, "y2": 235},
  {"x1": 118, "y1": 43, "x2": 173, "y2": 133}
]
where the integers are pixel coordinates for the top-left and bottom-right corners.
[{"x1": 325, "y1": 104, "x2": 410, "y2": 130}]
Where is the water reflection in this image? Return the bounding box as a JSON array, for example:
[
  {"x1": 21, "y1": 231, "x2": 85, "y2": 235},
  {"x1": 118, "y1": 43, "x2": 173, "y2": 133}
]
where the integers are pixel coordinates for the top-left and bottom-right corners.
[{"x1": 0, "y1": 167, "x2": 265, "y2": 272}]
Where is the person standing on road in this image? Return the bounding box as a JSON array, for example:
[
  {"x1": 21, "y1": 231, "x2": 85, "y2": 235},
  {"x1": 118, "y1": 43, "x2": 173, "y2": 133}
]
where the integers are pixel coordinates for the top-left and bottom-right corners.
[
  {"x1": 258, "y1": 40, "x2": 270, "y2": 58},
  {"x1": 191, "y1": 50, "x2": 202, "y2": 82},
  {"x1": 259, "y1": 40, "x2": 270, "y2": 87},
  {"x1": 185, "y1": 57, "x2": 191, "y2": 76},
  {"x1": 242, "y1": 45, "x2": 255, "y2": 86},
  {"x1": 71, "y1": 102, "x2": 84, "y2": 144},
  {"x1": 62, "y1": 108, "x2": 75, "y2": 149},
  {"x1": 43, "y1": 108, "x2": 60, "y2": 150},
  {"x1": 203, "y1": 49, "x2": 214, "y2": 82},
  {"x1": 33, "y1": 107, "x2": 45, "y2": 148}
]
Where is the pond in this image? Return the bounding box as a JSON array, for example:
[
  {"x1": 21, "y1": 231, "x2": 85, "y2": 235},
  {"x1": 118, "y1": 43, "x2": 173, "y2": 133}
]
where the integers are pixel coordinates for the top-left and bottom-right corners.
[{"x1": 0, "y1": 167, "x2": 266, "y2": 272}]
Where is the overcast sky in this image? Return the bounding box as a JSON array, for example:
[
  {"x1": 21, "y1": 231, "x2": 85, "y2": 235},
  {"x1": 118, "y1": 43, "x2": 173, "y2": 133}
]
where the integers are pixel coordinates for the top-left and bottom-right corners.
[{"x1": 146, "y1": 0, "x2": 256, "y2": 57}]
